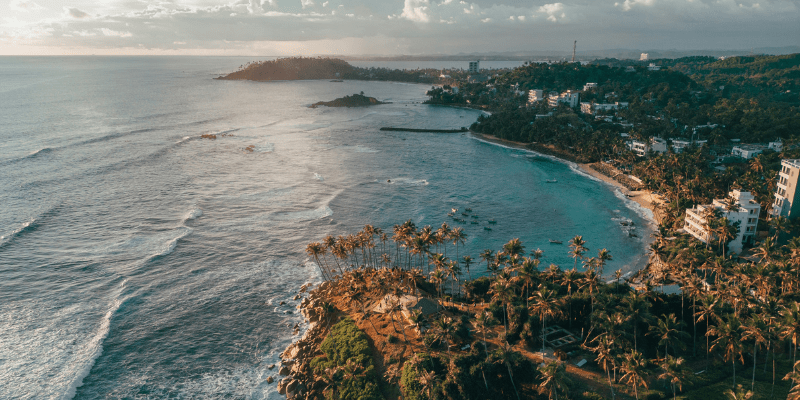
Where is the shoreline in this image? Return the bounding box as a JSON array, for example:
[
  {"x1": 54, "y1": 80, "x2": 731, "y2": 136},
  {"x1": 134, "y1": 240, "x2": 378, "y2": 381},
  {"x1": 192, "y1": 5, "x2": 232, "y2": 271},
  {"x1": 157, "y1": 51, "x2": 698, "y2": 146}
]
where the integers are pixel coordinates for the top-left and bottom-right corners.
[{"x1": 469, "y1": 131, "x2": 662, "y2": 225}]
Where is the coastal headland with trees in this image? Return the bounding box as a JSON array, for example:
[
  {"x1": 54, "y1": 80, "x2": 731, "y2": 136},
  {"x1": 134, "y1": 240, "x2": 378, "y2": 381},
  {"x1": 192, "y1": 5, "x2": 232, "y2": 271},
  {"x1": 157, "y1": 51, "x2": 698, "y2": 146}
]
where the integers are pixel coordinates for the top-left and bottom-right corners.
[{"x1": 218, "y1": 55, "x2": 800, "y2": 399}]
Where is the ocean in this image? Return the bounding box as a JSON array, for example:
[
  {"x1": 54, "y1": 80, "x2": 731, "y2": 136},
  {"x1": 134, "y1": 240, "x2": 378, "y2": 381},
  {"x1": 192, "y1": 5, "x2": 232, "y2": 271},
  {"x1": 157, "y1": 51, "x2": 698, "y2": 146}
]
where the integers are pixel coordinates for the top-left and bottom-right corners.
[{"x1": 0, "y1": 56, "x2": 652, "y2": 399}]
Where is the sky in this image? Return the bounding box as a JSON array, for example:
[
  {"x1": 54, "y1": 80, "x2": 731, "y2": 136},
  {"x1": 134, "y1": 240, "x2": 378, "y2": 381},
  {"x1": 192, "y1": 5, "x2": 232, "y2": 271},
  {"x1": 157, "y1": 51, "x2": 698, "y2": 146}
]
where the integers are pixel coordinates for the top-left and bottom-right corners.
[{"x1": 1, "y1": 0, "x2": 798, "y2": 56}]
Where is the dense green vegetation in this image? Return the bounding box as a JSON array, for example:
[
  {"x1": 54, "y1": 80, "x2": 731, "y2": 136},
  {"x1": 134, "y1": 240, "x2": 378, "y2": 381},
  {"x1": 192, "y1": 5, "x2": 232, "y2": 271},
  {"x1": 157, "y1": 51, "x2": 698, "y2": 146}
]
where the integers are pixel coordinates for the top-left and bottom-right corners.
[
  {"x1": 307, "y1": 221, "x2": 800, "y2": 399},
  {"x1": 311, "y1": 318, "x2": 383, "y2": 400}
]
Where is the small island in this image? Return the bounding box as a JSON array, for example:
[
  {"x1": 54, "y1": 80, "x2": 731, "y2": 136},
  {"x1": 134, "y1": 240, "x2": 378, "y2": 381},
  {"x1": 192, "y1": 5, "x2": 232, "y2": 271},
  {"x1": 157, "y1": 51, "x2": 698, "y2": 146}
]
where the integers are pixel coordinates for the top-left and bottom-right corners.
[{"x1": 310, "y1": 93, "x2": 387, "y2": 108}]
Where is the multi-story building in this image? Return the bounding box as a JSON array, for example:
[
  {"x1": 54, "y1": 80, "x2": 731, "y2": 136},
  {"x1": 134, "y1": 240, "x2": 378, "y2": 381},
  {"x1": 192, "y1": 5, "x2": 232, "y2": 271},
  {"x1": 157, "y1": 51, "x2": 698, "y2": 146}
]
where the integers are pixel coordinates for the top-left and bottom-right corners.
[
  {"x1": 583, "y1": 82, "x2": 597, "y2": 91},
  {"x1": 548, "y1": 90, "x2": 580, "y2": 108},
  {"x1": 468, "y1": 61, "x2": 480, "y2": 74},
  {"x1": 732, "y1": 144, "x2": 766, "y2": 159},
  {"x1": 626, "y1": 137, "x2": 667, "y2": 157},
  {"x1": 670, "y1": 139, "x2": 708, "y2": 153},
  {"x1": 684, "y1": 190, "x2": 760, "y2": 253},
  {"x1": 580, "y1": 101, "x2": 629, "y2": 115},
  {"x1": 528, "y1": 89, "x2": 544, "y2": 105},
  {"x1": 771, "y1": 159, "x2": 800, "y2": 218}
]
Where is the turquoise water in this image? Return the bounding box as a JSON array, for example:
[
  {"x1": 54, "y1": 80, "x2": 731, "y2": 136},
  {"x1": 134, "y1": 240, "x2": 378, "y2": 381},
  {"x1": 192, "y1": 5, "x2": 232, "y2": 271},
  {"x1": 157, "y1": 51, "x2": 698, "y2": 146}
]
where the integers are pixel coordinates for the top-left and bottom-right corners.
[{"x1": 0, "y1": 56, "x2": 652, "y2": 399}]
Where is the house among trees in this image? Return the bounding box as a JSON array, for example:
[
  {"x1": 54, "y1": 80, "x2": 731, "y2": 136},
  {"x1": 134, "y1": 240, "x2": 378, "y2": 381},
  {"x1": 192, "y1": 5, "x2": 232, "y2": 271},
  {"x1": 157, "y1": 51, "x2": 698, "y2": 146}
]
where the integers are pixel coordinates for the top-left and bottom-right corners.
[{"x1": 683, "y1": 190, "x2": 760, "y2": 254}]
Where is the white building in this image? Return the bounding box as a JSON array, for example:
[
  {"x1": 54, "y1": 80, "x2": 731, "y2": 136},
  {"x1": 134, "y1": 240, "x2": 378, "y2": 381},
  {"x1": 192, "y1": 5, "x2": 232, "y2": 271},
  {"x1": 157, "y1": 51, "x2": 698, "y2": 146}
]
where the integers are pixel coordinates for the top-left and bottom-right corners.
[
  {"x1": 640, "y1": 53, "x2": 649, "y2": 61},
  {"x1": 627, "y1": 137, "x2": 667, "y2": 157},
  {"x1": 548, "y1": 90, "x2": 580, "y2": 108},
  {"x1": 771, "y1": 159, "x2": 800, "y2": 219},
  {"x1": 580, "y1": 101, "x2": 629, "y2": 115},
  {"x1": 769, "y1": 139, "x2": 783, "y2": 152},
  {"x1": 647, "y1": 63, "x2": 661, "y2": 71},
  {"x1": 670, "y1": 139, "x2": 708, "y2": 153},
  {"x1": 583, "y1": 83, "x2": 597, "y2": 91},
  {"x1": 468, "y1": 61, "x2": 480, "y2": 74},
  {"x1": 732, "y1": 144, "x2": 766, "y2": 159},
  {"x1": 683, "y1": 190, "x2": 760, "y2": 254},
  {"x1": 528, "y1": 89, "x2": 544, "y2": 105}
]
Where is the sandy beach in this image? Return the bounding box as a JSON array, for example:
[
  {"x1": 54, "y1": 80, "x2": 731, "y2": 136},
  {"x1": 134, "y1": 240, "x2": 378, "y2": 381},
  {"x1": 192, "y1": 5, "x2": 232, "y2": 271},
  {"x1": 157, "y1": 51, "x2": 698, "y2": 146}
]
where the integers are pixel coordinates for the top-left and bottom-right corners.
[{"x1": 470, "y1": 131, "x2": 663, "y2": 225}]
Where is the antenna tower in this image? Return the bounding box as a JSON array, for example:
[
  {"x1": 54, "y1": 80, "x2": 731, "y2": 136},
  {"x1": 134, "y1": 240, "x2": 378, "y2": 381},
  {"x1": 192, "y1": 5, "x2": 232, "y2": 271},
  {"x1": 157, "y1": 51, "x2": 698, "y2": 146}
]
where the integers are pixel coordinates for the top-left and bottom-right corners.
[{"x1": 572, "y1": 40, "x2": 577, "y2": 62}]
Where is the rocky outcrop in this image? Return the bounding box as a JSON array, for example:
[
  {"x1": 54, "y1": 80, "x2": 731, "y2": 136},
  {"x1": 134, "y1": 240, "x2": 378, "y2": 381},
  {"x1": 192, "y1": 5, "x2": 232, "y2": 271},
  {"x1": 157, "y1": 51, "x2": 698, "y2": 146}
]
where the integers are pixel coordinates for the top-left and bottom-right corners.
[{"x1": 309, "y1": 94, "x2": 387, "y2": 108}]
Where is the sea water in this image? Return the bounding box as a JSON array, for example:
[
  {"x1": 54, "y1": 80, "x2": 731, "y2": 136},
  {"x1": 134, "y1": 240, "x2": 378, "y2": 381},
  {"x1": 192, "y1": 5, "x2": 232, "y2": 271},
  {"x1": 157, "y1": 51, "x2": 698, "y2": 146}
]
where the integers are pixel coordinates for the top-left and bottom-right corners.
[{"x1": 0, "y1": 56, "x2": 652, "y2": 399}]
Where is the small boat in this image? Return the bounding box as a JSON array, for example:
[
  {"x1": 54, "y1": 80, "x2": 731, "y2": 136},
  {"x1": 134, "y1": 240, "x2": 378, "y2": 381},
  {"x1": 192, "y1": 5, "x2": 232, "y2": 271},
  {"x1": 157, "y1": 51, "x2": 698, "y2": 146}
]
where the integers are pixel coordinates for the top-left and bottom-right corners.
[
  {"x1": 461, "y1": 213, "x2": 469, "y2": 216},
  {"x1": 484, "y1": 227, "x2": 492, "y2": 231},
  {"x1": 546, "y1": 179, "x2": 558, "y2": 183},
  {"x1": 447, "y1": 213, "x2": 454, "y2": 217},
  {"x1": 549, "y1": 240, "x2": 563, "y2": 244},
  {"x1": 471, "y1": 221, "x2": 479, "y2": 225},
  {"x1": 487, "y1": 220, "x2": 497, "y2": 224},
  {"x1": 451, "y1": 208, "x2": 458, "y2": 213},
  {"x1": 465, "y1": 208, "x2": 472, "y2": 212},
  {"x1": 471, "y1": 215, "x2": 479, "y2": 219}
]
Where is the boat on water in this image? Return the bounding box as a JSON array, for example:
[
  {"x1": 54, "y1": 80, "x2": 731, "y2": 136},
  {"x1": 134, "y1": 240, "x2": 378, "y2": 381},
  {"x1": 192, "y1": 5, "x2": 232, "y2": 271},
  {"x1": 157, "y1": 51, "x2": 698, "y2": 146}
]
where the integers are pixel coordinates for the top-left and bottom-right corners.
[
  {"x1": 461, "y1": 213, "x2": 469, "y2": 216},
  {"x1": 546, "y1": 179, "x2": 558, "y2": 183},
  {"x1": 465, "y1": 208, "x2": 472, "y2": 212},
  {"x1": 487, "y1": 220, "x2": 497, "y2": 224},
  {"x1": 451, "y1": 208, "x2": 458, "y2": 213},
  {"x1": 549, "y1": 240, "x2": 563, "y2": 244},
  {"x1": 470, "y1": 221, "x2": 479, "y2": 225},
  {"x1": 484, "y1": 227, "x2": 492, "y2": 231}
]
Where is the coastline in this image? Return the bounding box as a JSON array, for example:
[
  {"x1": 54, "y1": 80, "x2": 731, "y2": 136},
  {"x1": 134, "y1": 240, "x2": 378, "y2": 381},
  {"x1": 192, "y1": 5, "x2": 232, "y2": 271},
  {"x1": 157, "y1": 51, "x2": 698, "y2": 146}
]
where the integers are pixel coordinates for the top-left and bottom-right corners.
[{"x1": 469, "y1": 131, "x2": 662, "y2": 225}]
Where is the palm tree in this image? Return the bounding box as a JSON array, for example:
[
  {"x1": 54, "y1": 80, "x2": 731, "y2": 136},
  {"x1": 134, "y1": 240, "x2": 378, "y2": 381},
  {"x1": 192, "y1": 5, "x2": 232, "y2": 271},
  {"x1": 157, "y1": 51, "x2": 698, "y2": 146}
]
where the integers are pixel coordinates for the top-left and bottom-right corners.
[
  {"x1": 490, "y1": 277, "x2": 515, "y2": 340},
  {"x1": 446, "y1": 260, "x2": 462, "y2": 298},
  {"x1": 462, "y1": 255, "x2": 473, "y2": 281},
  {"x1": 493, "y1": 343, "x2": 522, "y2": 400},
  {"x1": 695, "y1": 294, "x2": 719, "y2": 365},
  {"x1": 724, "y1": 384, "x2": 754, "y2": 400},
  {"x1": 538, "y1": 360, "x2": 571, "y2": 400},
  {"x1": 480, "y1": 249, "x2": 495, "y2": 274},
  {"x1": 417, "y1": 368, "x2": 440, "y2": 400},
  {"x1": 742, "y1": 317, "x2": 769, "y2": 393},
  {"x1": 652, "y1": 313, "x2": 689, "y2": 359},
  {"x1": 658, "y1": 355, "x2": 690, "y2": 400},
  {"x1": 621, "y1": 350, "x2": 650, "y2": 400},
  {"x1": 622, "y1": 291, "x2": 653, "y2": 352},
  {"x1": 569, "y1": 235, "x2": 587, "y2": 270},
  {"x1": 474, "y1": 311, "x2": 496, "y2": 390},
  {"x1": 503, "y1": 238, "x2": 526, "y2": 258},
  {"x1": 515, "y1": 257, "x2": 539, "y2": 309},
  {"x1": 784, "y1": 361, "x2": 800, "y2": 400},
  {"x1": 432, "y1": 316, "x2": 457, "y2": 359},
  {"x1": 596, "y1": 248, "x2": 613, "y2": 276},
  {"x1": 782, "y1": 302, "x2": 800, "y2": 373},
  {"x1": 587, "y1": 335, "x2": 618, "y2": 399},
  {"x1": 560, "y1": 269, "x2": 581, "y2": 328},
  {"x1": 580, "y1": 269, "x2": 601, "y2": 315},
  {"x1": 529, "y1": 284, "x2": 561, "y2": 352},
  {"x1": 709, "y1": 314, "x2": 744, "y2": 388},
  {"x1": 451, "y1": 227, "x2": 467, "y2": 262},
  {"x1": 306, "y1": 242, "x2": 331, "y2": 281},
  {"x1": 387, "y1": 297, "x2": 408, "y2": 342},
  {"x1": 429, "y1": 268, "x2": 446, "y2": 307}
]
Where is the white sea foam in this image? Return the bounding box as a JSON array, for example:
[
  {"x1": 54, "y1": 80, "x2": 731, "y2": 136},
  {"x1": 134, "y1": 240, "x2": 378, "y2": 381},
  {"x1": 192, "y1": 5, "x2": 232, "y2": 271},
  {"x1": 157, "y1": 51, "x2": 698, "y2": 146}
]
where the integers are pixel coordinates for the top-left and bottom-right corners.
[
  {"x1": 388, "y1": 177, "x2": 429, "y2": 186},
  {"x1": 29, "y1": 147, "x2": 53, "y2": 157},
  {"x1": 61, "y1": 280, "x2": 127, "y2": 400},
  {"x1": 353, "y1": 145, "x2": 378, "y2": 153},
  {"x1": 153, "y1": 227, "x2": 193, "y2": 258},
  {"x1": 313, "y1": 173, "x2": 324, "y2": 181},
  {"x1": 184, "y1": 207, "x2": 203, "y2": 222},
  {"x1": 176, "y1": 136, "x2": 193, "y2": 144},
  {"x1": 0, "y1": 218, "x2": 36, "y2": 247},
  {"x1": 273, "y1": 206, "x2": 333, "y2": 221},
  {"x1": 613, "y1": 189, "x2": 656, "y2": 225},
  {"x1": 254, "y1": 143, "x2": 274, "y2": 153}
]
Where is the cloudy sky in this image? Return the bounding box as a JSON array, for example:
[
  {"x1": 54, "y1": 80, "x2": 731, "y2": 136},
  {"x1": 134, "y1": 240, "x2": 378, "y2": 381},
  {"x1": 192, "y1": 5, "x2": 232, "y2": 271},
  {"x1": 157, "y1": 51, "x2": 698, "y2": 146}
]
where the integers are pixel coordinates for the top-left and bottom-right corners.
[{"x1": 1, "y1": 0, "x2": 798, "y2": 55}]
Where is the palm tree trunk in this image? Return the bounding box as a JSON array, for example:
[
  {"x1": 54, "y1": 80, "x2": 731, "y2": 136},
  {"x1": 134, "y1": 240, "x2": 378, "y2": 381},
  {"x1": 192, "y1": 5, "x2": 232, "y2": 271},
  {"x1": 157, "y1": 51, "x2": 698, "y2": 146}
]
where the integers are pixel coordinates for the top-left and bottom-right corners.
[
  {"x1": 607, "y1": 367, "x2": 616, "y2": 399},
  {"x1": 506, "y1": 364, "x2": 521, "y2": 400},
  {"x1": 752, "y1": 346, "x2": 757, "y2": 393}
]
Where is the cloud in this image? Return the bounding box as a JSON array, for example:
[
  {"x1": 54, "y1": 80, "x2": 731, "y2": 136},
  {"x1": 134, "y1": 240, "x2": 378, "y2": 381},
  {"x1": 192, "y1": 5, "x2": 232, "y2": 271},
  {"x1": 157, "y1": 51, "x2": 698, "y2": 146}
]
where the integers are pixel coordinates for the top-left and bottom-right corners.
[
  {"x1": 537, "y1": 3, "x2": 565, "y2": 22},
  {"x1": 615, "y1": 0, "x2": 655, "y2": 11},
  {"x1": 64, "y1": 7, "x2": 90, "y2": 19},
  {"x1": 400, "y1": 0, "x2": 430, "y2": 22},
  {"x1": 301, "y1": 0, "x2": 314, "y2": 9},
  {"x1": 9, "y1": 0, "x2": 44, "y2": 12},
  {"x1": 100, "y1": 28, "x2": 132, "y2": 37}
]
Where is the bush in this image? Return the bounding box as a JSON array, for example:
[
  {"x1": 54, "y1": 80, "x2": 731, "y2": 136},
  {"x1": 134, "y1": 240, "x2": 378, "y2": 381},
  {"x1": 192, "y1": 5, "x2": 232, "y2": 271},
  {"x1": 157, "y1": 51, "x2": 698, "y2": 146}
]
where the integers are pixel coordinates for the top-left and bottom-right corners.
[
  {"x1": 387, "y1": 334, "x2": 398, "y2": 344},
  {"x1": 309, "y1": 318, "x2": 383, "y2": 400},
  {"x1": 423, "y1": 334, "x2": 440, "y2": 349}
]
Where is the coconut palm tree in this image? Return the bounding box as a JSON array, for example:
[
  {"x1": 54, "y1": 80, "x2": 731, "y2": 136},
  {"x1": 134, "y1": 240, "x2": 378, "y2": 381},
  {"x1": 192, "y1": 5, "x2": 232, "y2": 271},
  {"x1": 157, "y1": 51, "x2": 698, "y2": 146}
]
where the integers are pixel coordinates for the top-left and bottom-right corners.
[
  {"x1": 432, "y1": 316, "x2": 457, "y2": 359},
  {"x1": 580, "y1": 269, "x2": 601, "y2": 315},
  {"x1": 709, "y1": 314, "x2": 745, "y2": 388},
  {"x1": 387, "y1": 297, "x2": 408, "y2": 342},
  {"x1": 306, "y1": 242, "x2": 331, "y2": 281},
  {"x1": 494, "y1": 343, "x2": 522, "y2": 400},
  {"x1": 652, "y1": 313, "x2": 689, "y2": 359},
  {"x1": 417, "y1": 368, "x2": 440, "y2": 400},
  {"x1": 490, "y1": 276, "x2": 516, "y2": 340},
  {"x1": 658, "y1": 355, "x2": 690, "y2": 400},
  {"x1": 462, "y1": 255, "x2": 473, "y2": 281},
  {"x1": 621, "y1": 350, "x2": 650, "y2": 400},
  {"x1": 781, "y1": 302, "x2": 800, "y2": 373},
  {"x1": 587, "y1": 335, "x2": 618, "y2": 399},
  {"x1": 784, "y1": 361, "x2": 800, "y2": 400},
  {"x1": 538, "y1": 360, "x2": 571, "y2": 400},
  {"x1": 515, "y1": 257, "x2": 539, "y2": 309},
  {"x1": 450, "y1": 227, "x2": 467, "y2": 262},
  {"x1": 596, "y1": 248, "x2": 613, "y2": 276},
  {"x1": 695, "y1": 294, "x2": 719, "y2": 365},
  {"x1": 622, "y1": 291, "x2": 653, "y2": 352},
  {"x1": 560, "y1": 269, "x2": 581, "y2": 328},
  {"x1": 446, "y1": 260, "x2": 462, "y2": 298},
  {"x1": 742, "y1": 316, "x2": 769, "y2": 393},
  {"x1": 429, "y1": 268, "x2": 446, "y2": 307},
  {"x1": 529, "y1": 284, "x2": 561, "y2": 352},
  {"x1": 480, "y1": 249, "x2": 495, "y2": 274},
  {"x1": 568, "y1": 235, "x2": 587, "y2": 270}
]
